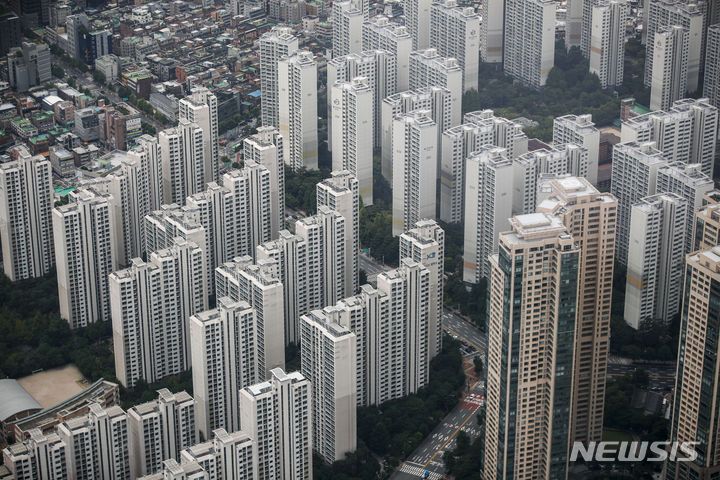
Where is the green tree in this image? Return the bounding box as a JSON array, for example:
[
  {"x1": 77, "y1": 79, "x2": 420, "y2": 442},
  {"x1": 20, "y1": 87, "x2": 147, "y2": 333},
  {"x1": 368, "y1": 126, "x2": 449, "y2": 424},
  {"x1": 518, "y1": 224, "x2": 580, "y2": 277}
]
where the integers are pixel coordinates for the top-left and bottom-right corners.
[{"x1": 51, "y1": 65, "x2": 65, "y2": 79}]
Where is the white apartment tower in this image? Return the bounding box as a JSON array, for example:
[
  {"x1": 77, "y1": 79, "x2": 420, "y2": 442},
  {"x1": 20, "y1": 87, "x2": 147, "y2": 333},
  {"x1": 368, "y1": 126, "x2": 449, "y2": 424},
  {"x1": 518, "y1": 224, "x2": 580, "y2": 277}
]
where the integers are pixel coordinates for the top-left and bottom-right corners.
[
  {"x1": 399, "y1": 219, "x2": 445, "y2": 359},
  {"x1": 317, "y1": 171, "x2": 360, "y2": 298},
  {"x1": 189, "y1": 298, "x2": 258, "y2": 439},
  {"x1": 429, "y1": 0, "x2": 480, "y2": 92},
  {"x1": 408, "y1": 48, "x2": 463, "y2": 124},
  {"x1": 503, "y1": 0, "x2": 556, "y2": 88},
  {"x1": 621, "y1": 98, "x2": 719, "y2": 178},
  {"x1": 132, "y1": 134, "x2": 164, "y2": 213},
  {"x1": 440, "y1": 110, "x2": 528, "y2": 223},
  {"x1": 295, "y1": 207, "x2": 347, "y2": 307},
  {"x1": 53, "y1": 188, "x2": 118, "y2": 329},
  {"x1": 377, "y1": 258, "x2": 431, "y2": 395},
  {"x1": 110, "y1": 238, "x2": 208, "y2": 388},
  {"x1": 239, "y1": 369, "x2": 312, "y2": 480},
  {"x1": 2, "y1": 430, "x2": 67, "y2": 480},
  {"x1": 176, "y1": 429, "x2": 257, "y2": 480},
  {"x1": 463, "y1": 146, "x2": 514, "y2": 283},
  {"x1": 327, "y1": 50, "x2": 397, "y2": 149},
  {"x1": 278, "y1": 50, "x2": 318, "y2": 171},
  {"x1": 590, "y1": 0, "x2": 630, "y2": 88},
  {"x1": 513, "y1": 144, "x2": 590, "y2": 215},
  {"x1": 127, "y1": 389, "x2": 197, "y2": 478},
  {"x1": 362, "y1": 16, "x2": 412, "y2": 90},
  {"x1": 656, "y1": 162, "x2": 714, "y2": 254},
  {"x1": 255, "y1": 231, "x2": 309, "y2": 345},
  {"x1": 381, "y1": 87, "x2": 459, "y2": 182},
  {"x1": 158, "y1": 119, "x2": 205, "y2": 204},
  {"x1": 260, "y1": 27, "x2": 299, "y2": 128},
  {"x1": 57, "y1": 404, "x2": 130, "y2": 480},
  {"x1": 553, "y1": 114, "x2": 601, "y2": 185},
  {"x1": 214, "y1": 257, "x2": 286, "y2": 378},
  {"x1": 624, "y1": 193, "x2": 687, "y2": 329},
  {"x1": 333, "y1": 0, "x2": 364, "y2": 57},
  {"x1": 243, "y1": 126, "x2": 285, "y2": 237},
  {"x1": 391, "y1": 110, "x2": 438, "y2": 236},
  {"x1": 650, "y1": 26, "x2": 690, "y2": 111},
  {"x1": 704, "y1": 24, "x2": 720, "y2": 109},
  {"x1": 610, "y1": 141, "x2": 668, "y2": 266},
  {"x1": 0, "y1": 147, "x2": 53, "y2": 281},
  {"x1": 179, "y1": 87, "x2": 219, "y2": 185},
  {"x1": 300, "y1": 311, "x2": 357, "y2": 463},
  {"x1": 331, "y1": 77, "x2": 374, "y2": 205},
  {"x1": 405, "y1": 0, "x2": 432, "y2": 49},
  {"x1": 644, "y1": 0, "x2": 704, "y2": 93},
  {"x1": 481, "y1": 0, "x2": 504, "y2": 62}
]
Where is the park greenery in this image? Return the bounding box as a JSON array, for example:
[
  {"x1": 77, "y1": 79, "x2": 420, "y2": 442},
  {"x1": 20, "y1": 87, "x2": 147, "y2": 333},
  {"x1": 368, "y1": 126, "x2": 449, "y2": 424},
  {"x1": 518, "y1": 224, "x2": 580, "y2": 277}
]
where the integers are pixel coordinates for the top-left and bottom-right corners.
[
  {"x1": 0, "y1": 272, "x2": 115, "y2": 382},
  {"x1": 284, "y1": 166, "x2": 331, "y2": 215},
  {"x1": 358, "y1": 336, "x2": 465, "y2": 462},
  {"x1": 462, "y1": 38, "x2": 650, "y2": 142},
  {"x1": 443, "y1": 420, "x2": 484, "y2": 480}
]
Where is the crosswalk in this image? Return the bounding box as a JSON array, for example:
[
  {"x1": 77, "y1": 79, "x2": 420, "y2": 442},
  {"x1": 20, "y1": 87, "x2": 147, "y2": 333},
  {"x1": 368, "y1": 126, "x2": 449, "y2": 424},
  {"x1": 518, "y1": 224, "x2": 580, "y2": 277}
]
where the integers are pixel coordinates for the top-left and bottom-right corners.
[{"x1": 398, "y1": 463, "x2": 444, "y2": 479}]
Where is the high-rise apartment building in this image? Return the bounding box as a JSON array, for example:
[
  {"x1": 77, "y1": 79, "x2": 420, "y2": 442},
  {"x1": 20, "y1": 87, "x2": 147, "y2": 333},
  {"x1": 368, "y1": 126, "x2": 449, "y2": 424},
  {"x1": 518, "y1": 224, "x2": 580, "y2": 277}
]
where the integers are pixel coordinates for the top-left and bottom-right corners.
[
  {"x1": 621, "y1": 98, "x2": 719, "y2": 178},
  {"x1": 243, "y1": 126, "x2": 285, "y2": 239},
  {"x1": 429, "y1": 0, "x2": 480, "y2": 92},
  {"x1": 391, "y1": 110, "x2": 438, "y2": 236},
  {"x1": 481, "y1": 0, "x2": 504, "y2": 62},
  {"x1": 485, "y1": 213, "x2": 579, "y2": 480},
  {"x1": 381, "y1": 87, "x2": 458, "y2": 182},
  {"x1": 110, "y1": 238, "x2": 208, "y2": 388},
  {"x1": 53, "y1": 188, "x2": 118, "y2": 329},
  {"x1": 173, "y1": 428, "x2": 256, "y2": 480},
  {"x1": 317, "y1": 171, "x2": 360, "y2": 298},
  {"x1": 536, "y1": 176, "x2": 617, "y2": 445},
  {"x1": 362, "y1": 16, "x2": 412, "y2": 90},
  {"x1": 503, "y1": 0, "x2": 556, "y2": 88},
  {"x1": 0, "y1": 146, "x2": 53, "y2": 281},
  {"x1": 2, "y1": 429, "x2": 67, "y2": 480},
  {"x1": 553, "y1": 114, "x2": 601, "y2": 185},
  {"x1": 278, "y1": 50, "x2": 318, "y2": 171},
  {"x1": 590, "y1": 0, "x2": 630, "y2": 88},
  {"x1": 623, "y1": 193, "x2": 687, "y2": 329},
  {"x1": 57, "y1": 404, "x2": 130, "y2": 480},
  {"x1": 440, "y1": 110, "x2": 528, "y2": 223},
  {"x1": 665, "y1": 246, "x2": 720, "y2": 479},
  {"x1": 158, "y1": 119, "x2": 205, "y2": 204},
  {"x1": 513, "y1": 144, "x2": 590, "y2": 215},
  {"x1": 186, "y1": 162, "x2": 273, "y2": 281},
  {"x1": 239, "y1": 368, "x2": 312, "y2": 480},
  {"x1": 331, "y1": 78, "x2": 374, "y2": 205},
  {"x1": 259, "y1": 27, "x2": 298, "y2": 128},
  {"x1": 399, "y1": 219, "x2": 445, "y2": 359},
  {"x1": 179, "y1": 87, "x2": 219, "y2": 185},
  {"x1": 704, "y1": 24, "x2": 720, "y2": 109},
  {"x1": 644, "y1": 0, "x2": 704, "y2": 93},
  {"x1": 333, "y1": 0, "x2": 364, "y2": 57},
  {"x1": 127, "y1": 389, "x2": 197, "y2": 478},
  {"x1": 405, "y1": 0, "x2": 432, "y2": 49},
  {"x1": 565, "y1": 0, "x2": 583, "y2": 51},
  {"x1": 463, "y1": 146, "x2": 514, "y2": 283},
  {"x1": 300, "y1": 311, "x2": 357, "y2": 463},
  {"x1": 214, "y1": 257, "x2": 285, "y2": 378},
  {"x1": 657, "y1": 162, "x2": 715, "y2": 254},
  {"x1": 296, "y1": 207, "x2": 347, "y2": 307},
  {"x1": 327, "y1": 50, "x2": 397, "y2": 148},
  {"x1": 189, "y1": 298, "x2": 258, "y2": 439},
  {"x1": 610, "y1": 141, "x2": 668, "y2": 266},
  {"x1": 650, "y1": 26, "x2": 689, "y2": 111},
  {"x1": 408, "y1": 48, "x2": 463, "y2": 125}
]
